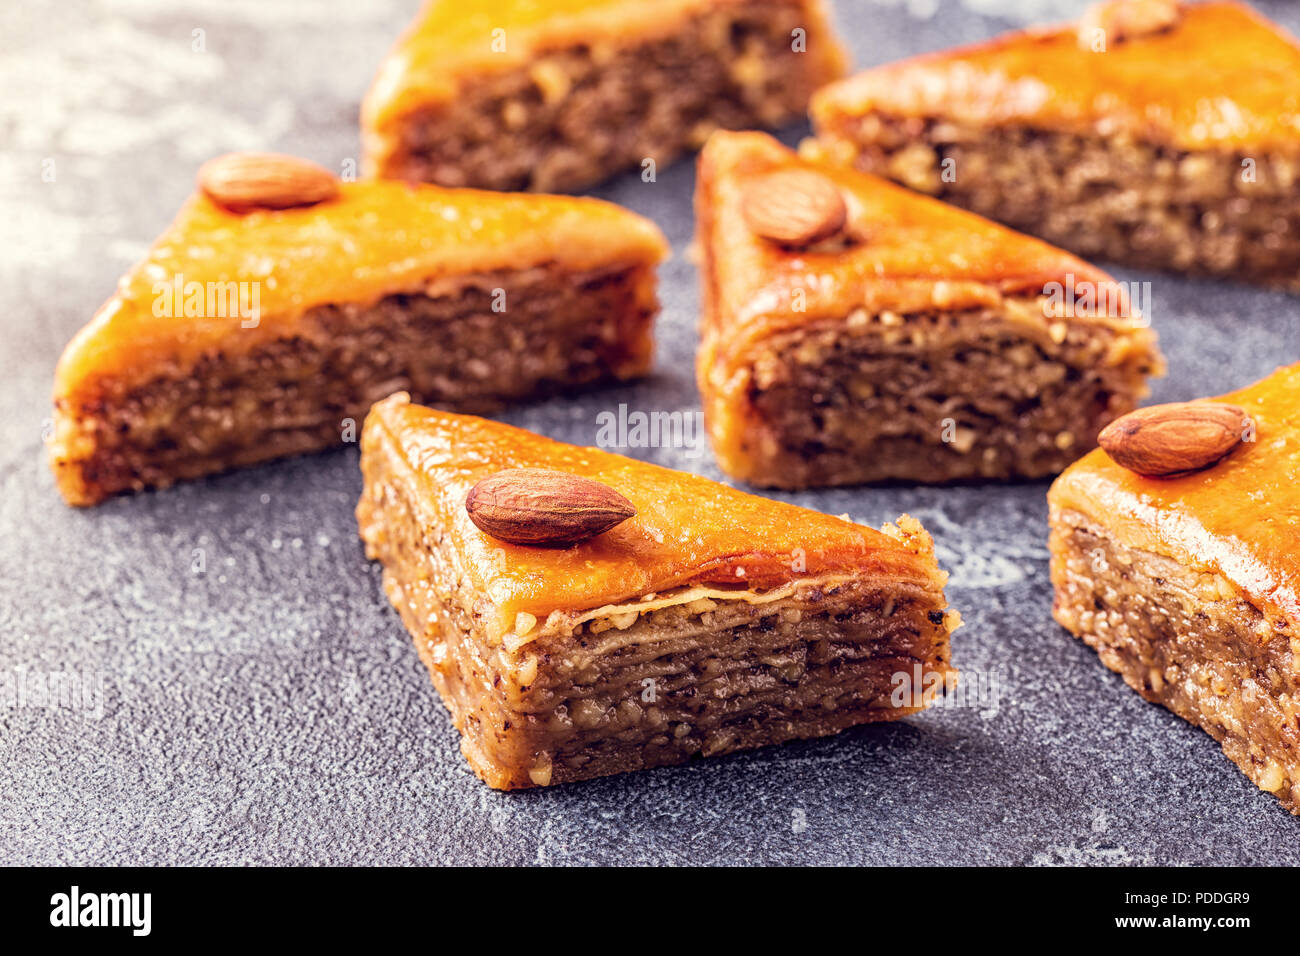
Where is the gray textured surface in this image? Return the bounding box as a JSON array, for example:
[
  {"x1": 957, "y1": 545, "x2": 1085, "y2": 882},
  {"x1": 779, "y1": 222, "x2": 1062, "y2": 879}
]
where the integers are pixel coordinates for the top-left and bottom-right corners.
[{"x1": 2, "y1": 0, "x2": 1299, "y2": 866}]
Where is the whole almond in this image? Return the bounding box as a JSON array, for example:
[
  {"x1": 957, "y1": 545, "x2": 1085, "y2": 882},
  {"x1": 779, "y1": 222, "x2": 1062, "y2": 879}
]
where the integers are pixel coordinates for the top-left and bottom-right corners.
[
  {"x1": 741, "y1": 169, "x2": 848, "y2": 247},
  {"x1": 1098, "y1": 402, "x2": 1250, "y2": 477},
  {"x1": 1078, "y1": 0, "x2": 1180, "y2": 49},
  {"x1": 466, "y1": 468, "x2": 636, "y2": 546},
  {"x1": 198, "y1": 152, "x2": 340, "y2": 213}
]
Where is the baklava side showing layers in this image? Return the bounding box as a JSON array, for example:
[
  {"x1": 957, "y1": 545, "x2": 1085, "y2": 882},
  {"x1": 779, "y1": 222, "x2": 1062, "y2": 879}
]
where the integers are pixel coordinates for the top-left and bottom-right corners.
[
  {"x1": 363, "y1": 0, "x2": 847, "y2": 191},
  {"x1": 357, "y1": 393, "x2": 960, "y2": 789}
]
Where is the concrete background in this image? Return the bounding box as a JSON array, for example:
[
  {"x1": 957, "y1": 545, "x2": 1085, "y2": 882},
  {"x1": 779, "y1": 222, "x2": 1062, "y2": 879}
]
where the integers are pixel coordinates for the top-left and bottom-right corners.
[{"x1": 2, "y1": 0, "x2": 1298, "y2": 864}]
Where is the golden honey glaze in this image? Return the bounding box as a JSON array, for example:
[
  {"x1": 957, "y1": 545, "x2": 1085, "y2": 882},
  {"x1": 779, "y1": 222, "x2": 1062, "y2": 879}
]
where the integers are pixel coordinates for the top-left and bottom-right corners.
[
  {"x1": 812, "y1": 2, "x2": 1300, "y2": 153},
  {"x1": 1050, "y1": 361, "x2": 1300, "y2": 625}
]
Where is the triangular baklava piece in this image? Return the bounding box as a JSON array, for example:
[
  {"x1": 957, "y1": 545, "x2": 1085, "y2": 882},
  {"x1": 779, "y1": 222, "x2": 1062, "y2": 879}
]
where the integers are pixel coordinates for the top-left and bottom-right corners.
[
  {"x1": 809, "y1": 0, "x2": 1300, "y2": 287},
  {"x1": 696, "y1": 131, "x2": 1163, "y2": 489},
  {"x1": 50, "y1": 153, "x2": 667, "y2": 505},
  {"x1": 1050, "y1": 362, "x2": 1300, "y2": 812},
  {"x1": 357, "y1": 392, "x2": 960, "y2": 789},
  {"x1": 362, "y1": 0, "x2": 847, "y2": 191}
]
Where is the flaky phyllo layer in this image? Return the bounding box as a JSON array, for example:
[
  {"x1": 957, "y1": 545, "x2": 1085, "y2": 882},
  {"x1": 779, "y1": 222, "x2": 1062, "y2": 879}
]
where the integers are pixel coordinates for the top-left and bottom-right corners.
[{"x1": 500, "y1": 514, "x2": 956, "y2": 642}]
